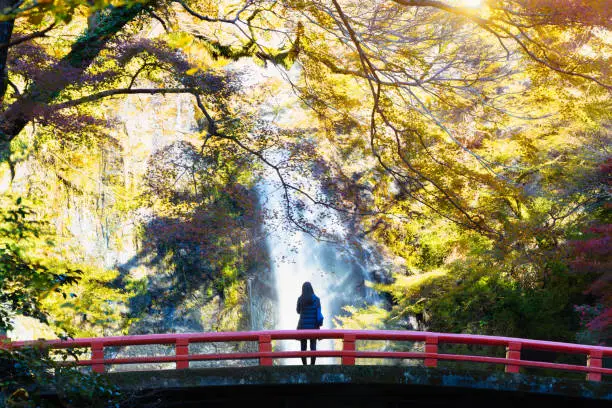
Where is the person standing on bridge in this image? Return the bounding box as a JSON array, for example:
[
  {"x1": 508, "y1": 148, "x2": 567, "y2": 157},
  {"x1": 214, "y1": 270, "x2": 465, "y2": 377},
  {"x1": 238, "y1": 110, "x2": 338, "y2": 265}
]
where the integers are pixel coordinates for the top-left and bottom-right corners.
[{"x1": 296, "y1": 281, "x2": 323, "y2": 365}]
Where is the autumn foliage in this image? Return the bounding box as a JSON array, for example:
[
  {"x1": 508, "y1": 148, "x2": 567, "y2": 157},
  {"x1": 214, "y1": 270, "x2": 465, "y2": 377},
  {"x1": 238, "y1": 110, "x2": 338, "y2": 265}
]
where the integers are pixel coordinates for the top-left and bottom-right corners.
[{"x1": 568, "y1": 158, "x2": 611, "y2": 334}]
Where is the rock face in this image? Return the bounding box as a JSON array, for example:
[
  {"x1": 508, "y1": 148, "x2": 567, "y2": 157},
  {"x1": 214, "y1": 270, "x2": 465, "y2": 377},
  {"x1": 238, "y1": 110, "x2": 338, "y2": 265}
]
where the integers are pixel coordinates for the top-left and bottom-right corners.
[{"x1": 2, "y1": 91, "x2": 199, "y2": 266}]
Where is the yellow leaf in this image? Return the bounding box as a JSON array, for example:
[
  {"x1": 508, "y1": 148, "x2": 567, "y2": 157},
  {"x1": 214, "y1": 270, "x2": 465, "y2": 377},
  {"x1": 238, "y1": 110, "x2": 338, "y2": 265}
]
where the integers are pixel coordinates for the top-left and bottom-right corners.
[{"x1": 28, "y1": 12, "x2": 45, "y2": 25}]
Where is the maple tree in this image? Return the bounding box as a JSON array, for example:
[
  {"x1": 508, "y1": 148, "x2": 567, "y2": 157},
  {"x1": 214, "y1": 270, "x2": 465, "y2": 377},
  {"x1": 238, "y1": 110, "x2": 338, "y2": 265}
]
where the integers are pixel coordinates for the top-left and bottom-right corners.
[
  {"x1": 0, "y1": 0, "x2": 607, "y2": 234},
  {"x1": 0, "y1": 195, "x2": 81, "y2": 331},
  {"x1": 567, "y1": 158, "x2": 611, "y2": 342}
]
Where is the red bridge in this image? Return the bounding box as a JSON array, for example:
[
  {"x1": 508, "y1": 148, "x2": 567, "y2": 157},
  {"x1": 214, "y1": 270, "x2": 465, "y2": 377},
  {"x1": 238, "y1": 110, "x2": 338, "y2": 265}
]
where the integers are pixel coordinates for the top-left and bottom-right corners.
[{"x1": 2, "y1": 330, "x2": 611, "y2": 407}]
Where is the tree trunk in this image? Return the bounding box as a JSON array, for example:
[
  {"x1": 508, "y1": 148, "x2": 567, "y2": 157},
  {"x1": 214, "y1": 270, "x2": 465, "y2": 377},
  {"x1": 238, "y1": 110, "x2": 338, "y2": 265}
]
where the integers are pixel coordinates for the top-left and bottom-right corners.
[{"x1": 0, "y1": 0, "x2": 17, "y2": 102}]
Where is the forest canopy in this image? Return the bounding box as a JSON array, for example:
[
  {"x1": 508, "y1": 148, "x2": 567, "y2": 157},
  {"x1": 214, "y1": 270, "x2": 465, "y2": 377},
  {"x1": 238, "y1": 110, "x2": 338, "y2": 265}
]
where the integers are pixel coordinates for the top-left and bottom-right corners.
[{"x1": 0, "y1": 0, "x2": 610, "y2": 347}]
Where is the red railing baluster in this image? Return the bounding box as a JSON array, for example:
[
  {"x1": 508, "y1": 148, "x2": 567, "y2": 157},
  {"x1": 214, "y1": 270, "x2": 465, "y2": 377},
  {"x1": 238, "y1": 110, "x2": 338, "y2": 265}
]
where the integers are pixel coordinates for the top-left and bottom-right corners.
[
  {"x1": 4, "y1": 330, "x2": 610, "y2": 381},
  {"x1": 425, "y1": 336, "x2": 438, "y2": 368},
  {"x1": 505, "y1": 342, "x2": 521, "y2": 374},
  {"x1": 587, "y1": 349, "x2": 602, "y2": 382},
  {"x1": 342, "y1": 334, "x2": 356, "y2": 365},
  {"x1": 259, "y1": 334, "x2": 272, "y2": 366},
  {"x1": 175, "y1": 338, "x2": 189, "y2": 369},
  {"x1": 91, "y1": 341, "x2": 105, "y2": 374}
]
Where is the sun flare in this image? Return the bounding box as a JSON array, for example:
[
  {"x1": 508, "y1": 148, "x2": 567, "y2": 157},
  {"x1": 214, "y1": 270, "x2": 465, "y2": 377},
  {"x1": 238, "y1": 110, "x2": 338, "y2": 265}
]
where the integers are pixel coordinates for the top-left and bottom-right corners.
[{"x1": 460, "y1": 0, "x2": 482, "y2": 7}]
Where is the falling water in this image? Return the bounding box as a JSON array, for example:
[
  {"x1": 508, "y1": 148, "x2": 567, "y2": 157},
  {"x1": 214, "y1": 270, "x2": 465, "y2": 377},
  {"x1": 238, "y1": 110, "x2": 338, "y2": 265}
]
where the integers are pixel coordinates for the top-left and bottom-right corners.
[{"x1": 256, "y1": 153, "x2": 384, "y2": 365}]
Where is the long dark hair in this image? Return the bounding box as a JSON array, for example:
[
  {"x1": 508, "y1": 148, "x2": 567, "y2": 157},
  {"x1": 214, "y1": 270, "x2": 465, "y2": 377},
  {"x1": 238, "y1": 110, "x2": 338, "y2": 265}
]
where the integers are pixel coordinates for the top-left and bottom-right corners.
[{"x1": 299, "y1": 281, "x2": 315, "y2": 306}]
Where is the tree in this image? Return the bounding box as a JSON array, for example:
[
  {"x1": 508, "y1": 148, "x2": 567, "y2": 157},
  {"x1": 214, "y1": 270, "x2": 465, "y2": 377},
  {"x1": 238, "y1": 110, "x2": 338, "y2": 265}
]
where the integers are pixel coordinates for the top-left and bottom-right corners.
[
  {"x1": 0, "y1": 195, "x2": 81, "y2": 330},
  {"x1": 0, "y1": 195, "x2": 134, "y2": 406},
  {"x1": 567, "y1": 158, "x2": 611, "y2": 343},
  {"x1": 1, "y1": 1, "x2": 608, "y2": 236},
  {"x1": 1, "y1": 345, "x2": 121, "y2": 408}
]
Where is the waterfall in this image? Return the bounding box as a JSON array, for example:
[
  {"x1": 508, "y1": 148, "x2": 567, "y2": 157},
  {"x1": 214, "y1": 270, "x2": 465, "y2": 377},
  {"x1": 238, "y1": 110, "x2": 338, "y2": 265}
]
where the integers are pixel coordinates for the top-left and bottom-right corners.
[{"x1": 256, "y1": 152, "x2": 384, "y2": 365}]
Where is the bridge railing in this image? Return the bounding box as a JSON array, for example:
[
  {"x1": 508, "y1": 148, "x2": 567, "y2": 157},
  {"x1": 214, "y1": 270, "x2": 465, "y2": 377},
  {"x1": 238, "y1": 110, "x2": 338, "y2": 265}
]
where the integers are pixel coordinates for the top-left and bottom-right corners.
[{"x1": 2, "y1": 330, "x2": 610, "y2": 382}]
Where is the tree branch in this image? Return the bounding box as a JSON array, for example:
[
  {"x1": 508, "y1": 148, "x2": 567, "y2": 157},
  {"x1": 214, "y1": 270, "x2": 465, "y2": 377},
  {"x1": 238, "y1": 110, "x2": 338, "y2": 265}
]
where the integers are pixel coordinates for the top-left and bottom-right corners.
[
  {"x1": 0, "y1": 2, "x2": 149, "y2": 148},
  {"x1": 391, "y1": 0, "x2": 611, "y2": 89},
  {"x1": 175, "y1": 0, "x2": 238, "y2": 24},
  {"x1": 50, "y1": 87, "x2": 198, "y2": 110},
  {"x1": 0, "y1": 21, "x2": 56, "y2": 50}
]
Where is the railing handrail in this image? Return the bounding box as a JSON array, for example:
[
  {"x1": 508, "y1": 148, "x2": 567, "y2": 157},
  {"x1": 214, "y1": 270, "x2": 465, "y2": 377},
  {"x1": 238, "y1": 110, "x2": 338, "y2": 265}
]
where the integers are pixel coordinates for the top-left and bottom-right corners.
[
  {"x1": 6, "y1": 330, "x2": 611, "y2": 353},
  {"x1": 2, "y1": 329, "x2": 610, "y2": 382}
]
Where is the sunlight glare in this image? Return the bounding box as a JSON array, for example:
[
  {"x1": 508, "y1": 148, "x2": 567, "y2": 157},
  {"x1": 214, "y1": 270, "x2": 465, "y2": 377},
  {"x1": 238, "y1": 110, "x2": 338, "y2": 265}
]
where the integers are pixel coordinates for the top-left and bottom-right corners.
[{"x1": 460, "y1": 0, "x2": 482, "y2": 7}]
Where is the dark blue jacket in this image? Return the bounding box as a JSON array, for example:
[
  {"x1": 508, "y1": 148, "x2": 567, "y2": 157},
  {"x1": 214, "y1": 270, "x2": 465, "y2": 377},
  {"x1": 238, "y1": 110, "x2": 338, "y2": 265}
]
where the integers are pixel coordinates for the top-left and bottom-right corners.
[{"x1": 297, "y1": 295, "x2": 321, "y2": 329}]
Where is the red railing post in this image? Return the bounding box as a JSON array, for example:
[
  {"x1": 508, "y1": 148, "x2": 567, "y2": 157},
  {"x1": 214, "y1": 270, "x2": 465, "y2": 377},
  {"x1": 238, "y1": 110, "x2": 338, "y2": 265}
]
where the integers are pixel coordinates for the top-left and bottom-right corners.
[
  {"x1": 175, "y1": 338, "x2": 189, "y2": 369},
  {"x1": 425, "y1": 336, "x2": 438, "y2": 368},
  {"x1": 505, "y1": 342, "x2": 521, "y2": 374},
  {"x1": 342, "y1": 334, "x2": 356, "y2": 366},
  {"x1": 91, "y1": 341, "x2": 105, "y2": 374},
  {"x1": 259, "y1": 334, "x2": 272, "y2": 366},
  {"x1": 3, "y1": 330, "x2": 610, "y2": 379},
  {"x1": 587, "y1": 349, "x2": 602, "y2": 382}
]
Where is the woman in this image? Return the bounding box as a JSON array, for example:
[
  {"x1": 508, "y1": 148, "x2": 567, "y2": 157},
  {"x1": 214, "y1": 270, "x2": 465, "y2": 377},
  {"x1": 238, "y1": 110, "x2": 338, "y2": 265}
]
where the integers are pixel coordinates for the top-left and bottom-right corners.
[{"x1": 296, "y1": 281, "x2": 323, "y2": 365}]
